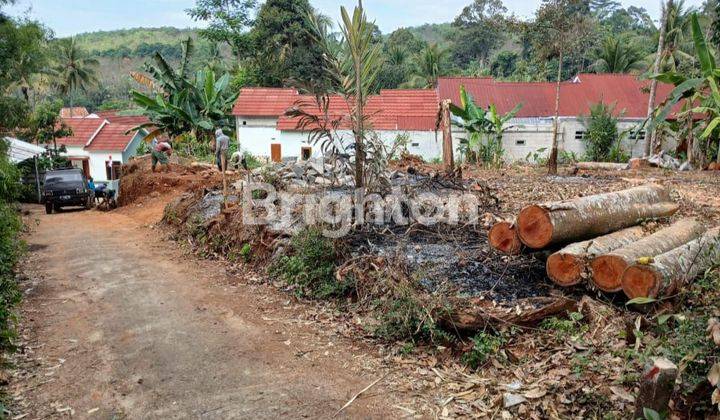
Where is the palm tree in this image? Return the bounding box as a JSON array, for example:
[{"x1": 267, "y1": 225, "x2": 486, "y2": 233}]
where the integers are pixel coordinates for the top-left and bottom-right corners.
[
  {"x1": 659, "y1": 0, "x2": 695, "y2": 71},
  {"x1": 591, "y1": 35, "x2": 645, "y2": 73},
  {"x1": 405, "y1": 44, "x2": 446, "y2": 89},
  {"x1": 386, "y1": 45, "x2": 407, "y2": 67},
  {"x1": 51, "y1": 37, "x2": 99, "y2": 117}
]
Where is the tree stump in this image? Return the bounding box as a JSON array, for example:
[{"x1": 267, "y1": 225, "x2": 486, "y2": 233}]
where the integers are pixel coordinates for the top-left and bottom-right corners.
[{"x1": 634, "y1": 357, "x2": 678, "y2": 419}]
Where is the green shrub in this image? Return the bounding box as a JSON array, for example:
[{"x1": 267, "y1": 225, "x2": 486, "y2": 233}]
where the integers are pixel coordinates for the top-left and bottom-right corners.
[
  {"x1": 373, "y1": 293, "x2": 452, "y2": 344},
  {"x1": 269, "y1": 228, "x2": 350, "y2": 299},
  {"x1": 540, "y1": 312, "x2": 587, "y2": 340},
  {"x1": 582, "y1": 102, "x2": 626, "y2": 162},
  {"x1": 462, "y1": 331, "x2": 505, "y2": 369}
]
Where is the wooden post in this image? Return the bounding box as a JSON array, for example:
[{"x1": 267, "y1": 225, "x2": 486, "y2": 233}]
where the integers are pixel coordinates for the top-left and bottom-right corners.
[
  {"x1": 34, "y1": 155, "x2": 41, "y2": 204},
  {"x1": 634, "y1": 357, "x2": 677, "y2": 418},
  {"x1": 441, "y1": 99, "x2": 454, "y2": 173},
  {"x1": 221, "y1": 152, "x2": 227, "y2": 208}
]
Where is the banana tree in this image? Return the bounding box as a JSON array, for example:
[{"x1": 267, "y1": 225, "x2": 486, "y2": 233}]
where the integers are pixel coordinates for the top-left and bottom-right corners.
[
  {"x1": 649, "y1": 13, "x2": 720, "y2": 165},
  {"x1": 129, "y1": 37, "x2": 239, "y2": 147},
  {"x1": 449, "y1": 85, "x2": 522, "y2": 166}
]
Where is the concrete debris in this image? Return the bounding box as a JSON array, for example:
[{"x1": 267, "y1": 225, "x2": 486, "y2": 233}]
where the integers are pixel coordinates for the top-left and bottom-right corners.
[
  {"x1": 503, "y1": 393, "x2": 527, "y2": 408},
  {"x1": 647, "y1": 151, "x2": 683, "y2": 170}
]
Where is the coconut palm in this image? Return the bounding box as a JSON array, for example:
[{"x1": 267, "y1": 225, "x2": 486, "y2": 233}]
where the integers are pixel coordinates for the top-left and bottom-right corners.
[
  {"x1": 653, "y1": 0, "x2": 696, "y2": 71},
  {"x1": 51, "y1": 37, "x2": 99, "y2": 116},
  {"x1": 591, "y1": 35, "x2": 645, "y2": 73}
]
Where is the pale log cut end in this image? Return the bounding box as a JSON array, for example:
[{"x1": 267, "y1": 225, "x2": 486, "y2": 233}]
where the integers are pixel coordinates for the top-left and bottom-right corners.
[
  {"x1": 489, "y1": 222, "x2": 522, "y2": 255},
  {"x1": 622, "y1": 265, "x2": 662, "y2": 299},
  {"x1": 546, "y1": 252, "x2": 584, "y2": 287},
  {"x1": 590, "y1": 255, "x2": 627, "y2": 292},
  {"x1": 517, "y1": 205, "x2": 553, "y2": 249}
]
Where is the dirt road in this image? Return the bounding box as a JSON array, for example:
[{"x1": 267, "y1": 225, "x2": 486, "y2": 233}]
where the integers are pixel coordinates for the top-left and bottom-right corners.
[{"x1": 9, "y1": 203, "x2": 394, "y2": 418}]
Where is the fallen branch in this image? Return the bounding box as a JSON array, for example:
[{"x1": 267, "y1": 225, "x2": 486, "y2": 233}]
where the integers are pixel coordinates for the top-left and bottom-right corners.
[{"x1": 334, "y1": 374, "x2": 387, "y2": 417}]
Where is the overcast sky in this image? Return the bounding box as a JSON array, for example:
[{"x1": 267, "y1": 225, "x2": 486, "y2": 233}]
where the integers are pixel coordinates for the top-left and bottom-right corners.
[{"x1": 4, "y1": 0, "x2": 707, "y2": 37}]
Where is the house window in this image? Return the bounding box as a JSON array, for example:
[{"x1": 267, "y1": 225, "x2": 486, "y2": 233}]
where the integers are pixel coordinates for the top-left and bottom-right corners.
[
  {"x1": 106, "y1": 161, "x2": 122, "y2": 180},
  {"x1": 411, "y1": 143, "x2": 420, "y2": 147},
  {"x1": 515, "y1": 139, "x2": 526, "y2": 146},
  {"x1": 301, "y1": 146, "x2": 312, "y2": 160},
  {"x1": 574, "y1": 131, "x2": 586, "y2": 140},
  {"x1": 629, "y1": 130, "x2": 646, "y2": 140},
  {"x1": 242, "y1": 121, "x2": 247, "y2": 126}
]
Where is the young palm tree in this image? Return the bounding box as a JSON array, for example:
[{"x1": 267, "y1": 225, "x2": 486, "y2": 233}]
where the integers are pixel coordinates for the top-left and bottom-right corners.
[
  {"x1": 406, "y1": 44, "x2": 446, "y2": 89},
  {"x1": 591, "y1": 35, "x2": 644, "y2": 73},
  {"x1": 51, "y1": 37, "x2": 99, "y2": 116},
  {"x1": 386, "y1": 45, "x2": 408, "y2": 67}
]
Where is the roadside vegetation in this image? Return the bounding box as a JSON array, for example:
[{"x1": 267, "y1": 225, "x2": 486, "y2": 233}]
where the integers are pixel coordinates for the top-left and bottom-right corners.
[{"x1": 0, "y1": 140, "x2": 23, "y2": 353}]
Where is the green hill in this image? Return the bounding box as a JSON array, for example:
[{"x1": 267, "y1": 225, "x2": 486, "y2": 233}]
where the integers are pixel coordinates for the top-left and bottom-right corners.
[{"x1": 72, "y1": 27, "x2": 203, "y2": 58}]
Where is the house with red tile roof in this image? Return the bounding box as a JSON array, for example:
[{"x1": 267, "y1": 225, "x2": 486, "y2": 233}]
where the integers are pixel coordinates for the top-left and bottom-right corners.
[
  {"x1": 231, "y1": 74, "x2": 675, "y2": 162},
  {"x1": 233, "y1": 88, "x2": 442, "y2": 162},
  {"x1": 56, "y1": 117, "x2": 147, "y2": 182}
]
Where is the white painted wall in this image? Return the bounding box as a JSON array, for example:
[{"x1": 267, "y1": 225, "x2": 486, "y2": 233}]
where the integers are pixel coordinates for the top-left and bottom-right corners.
[
  {"x1": 234, "y1": 115, "x2": 660, "y2": 164},
  {"x1": 62, "y1": 145, "x2": 89, "y2": 158},
  {"x1": 84, "y1": 132, "x2": 144, "y2": 182},
  {"x1": 236, "y1": 116, "x2": 282, "y2": 157}
]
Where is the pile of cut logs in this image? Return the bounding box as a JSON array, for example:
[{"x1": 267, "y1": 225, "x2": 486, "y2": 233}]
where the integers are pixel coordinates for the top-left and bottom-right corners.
[{"x1": 489, "y1": 184, "x2": 720, "y2": 299}]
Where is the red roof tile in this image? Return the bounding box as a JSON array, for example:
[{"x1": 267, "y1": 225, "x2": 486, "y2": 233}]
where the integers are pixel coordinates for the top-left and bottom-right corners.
[
  {"x1": 437, "y1": 74, "x2": 678, "y2": 119},
  {"x1": 86, "y1": 123, "x2": 139, "y2": 151},
  {"x1": 57, "y1": 118, "x2": 106, "y2": 147},
  {"x1": 95, "y1": 110, "x2": 151, "y2": 125},
  {"x1": 60, "y1": 107, "x2": 90, "y2": 118},
  {"x1": 275, "y1": 89, "x2": 440, "y2": 131},
  {"x1": 232, "y1": 88, "x2": 300, "y2": 117}
]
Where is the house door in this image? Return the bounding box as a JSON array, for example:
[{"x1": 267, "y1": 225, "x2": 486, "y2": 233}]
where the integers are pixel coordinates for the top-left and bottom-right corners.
[
  {"x1": 271, "y1": 144, "x2": 281, "y2": 162},
  {"x1": 82, "y1": 160, "x2": 90, "y2": 178}
]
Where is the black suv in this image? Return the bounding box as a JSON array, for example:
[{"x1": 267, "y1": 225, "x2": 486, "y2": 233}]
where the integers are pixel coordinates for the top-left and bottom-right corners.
[{"x1": 43, "y1": 168, "x2": 94, "y2": 214}]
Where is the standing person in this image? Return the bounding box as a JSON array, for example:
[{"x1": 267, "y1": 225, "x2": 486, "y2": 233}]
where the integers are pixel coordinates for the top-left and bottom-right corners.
[
  {"x1": 215, "y1": 128, "x2": 230, "y2": 172},
  {"x1": 152, "y1": 141, "x2": 173, "y2": 172}
]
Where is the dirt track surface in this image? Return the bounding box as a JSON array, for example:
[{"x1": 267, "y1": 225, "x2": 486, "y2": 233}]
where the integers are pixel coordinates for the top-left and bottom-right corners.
[{"x1": 9, "y1": 203, "x2": 393, "y2": 418}]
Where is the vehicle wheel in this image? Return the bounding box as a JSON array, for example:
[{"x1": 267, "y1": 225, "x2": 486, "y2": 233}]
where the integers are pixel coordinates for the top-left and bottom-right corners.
[
  {"x1": 53, "y1": 204, "x2": 60, "y2": 212},
  {"x1": 109, "y1": 199, "x2": 118, "y2": 210},
  {"x1": 45, "y1": 203, "x2": 53, "y2": 214}
]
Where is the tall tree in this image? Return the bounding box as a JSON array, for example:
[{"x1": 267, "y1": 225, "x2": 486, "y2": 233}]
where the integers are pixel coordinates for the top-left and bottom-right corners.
[
  {"x1": 451, "y1": 0, "x2": 508, "y2": 68},
  {"x1": 187, "y1": 0, "x2": 257, "y2": 61},
  {"x1": 250, "y1": 0, "x2": 329, "y2": 89},
  {"x1": 385, "y1": 28, "x2": 426, "y2": 56},
  {"x1": 646, "y1": 0, "x2": 671, "y2": 156},
  {"x1": 531, "y1": 0, "x2": 595, "y2": 174},
  {"x1": 51, "y1": 37, "x2": 99, "y2": 117}
]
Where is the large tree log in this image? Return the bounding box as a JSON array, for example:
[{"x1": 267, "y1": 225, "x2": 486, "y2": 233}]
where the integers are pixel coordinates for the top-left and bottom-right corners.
[
  {"x1": 489, "y1": 221, "x2": 522, "y2": 255},
  {"x1": 622, "y1": 227, "x2": 720, "y2": 299},
  {"x1": 634, "y1": 358, "x2": 678, "y2": 419},
  {"x1": 516, "y1": 184, "x2": 676, "y2": 249},
  {"x1": 574, "y1": 162, "x2": 629, "y2": 171},
  {"x1": 590, "y1": 218, "x2": 705, "y2": 293},
  {"x1": 546, "y1": 226, "x2": 647, "y2": 287}
]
